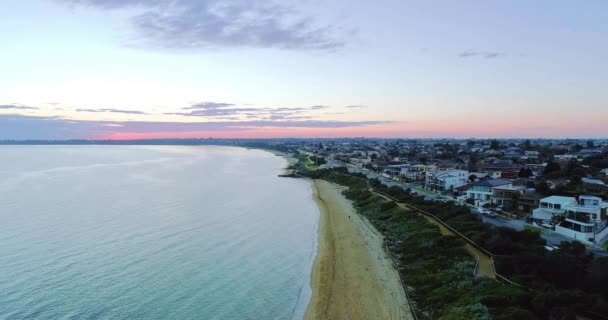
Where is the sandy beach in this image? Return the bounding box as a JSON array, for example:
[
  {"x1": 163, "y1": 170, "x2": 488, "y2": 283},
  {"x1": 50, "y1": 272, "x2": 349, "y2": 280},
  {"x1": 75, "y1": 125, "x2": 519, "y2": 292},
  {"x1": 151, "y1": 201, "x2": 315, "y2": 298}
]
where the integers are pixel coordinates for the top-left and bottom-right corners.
[{"x1": 304, "y1": 180, "x2": 412, "y2": 320}]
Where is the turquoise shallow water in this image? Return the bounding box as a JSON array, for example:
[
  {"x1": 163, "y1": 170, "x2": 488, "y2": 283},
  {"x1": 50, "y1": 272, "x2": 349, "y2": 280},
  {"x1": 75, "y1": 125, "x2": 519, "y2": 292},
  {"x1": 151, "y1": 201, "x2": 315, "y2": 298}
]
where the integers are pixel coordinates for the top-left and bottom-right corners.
[{"x1": 0, "y1": 146, "x2": 319, "y2": 320}]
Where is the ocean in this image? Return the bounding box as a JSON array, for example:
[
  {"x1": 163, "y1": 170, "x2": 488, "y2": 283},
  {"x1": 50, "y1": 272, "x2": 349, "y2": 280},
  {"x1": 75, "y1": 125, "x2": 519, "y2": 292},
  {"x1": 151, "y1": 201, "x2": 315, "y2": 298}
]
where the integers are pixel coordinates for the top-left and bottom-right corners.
[{"x1": 0, "y1": 146, "x2": 319, "y2": 320}]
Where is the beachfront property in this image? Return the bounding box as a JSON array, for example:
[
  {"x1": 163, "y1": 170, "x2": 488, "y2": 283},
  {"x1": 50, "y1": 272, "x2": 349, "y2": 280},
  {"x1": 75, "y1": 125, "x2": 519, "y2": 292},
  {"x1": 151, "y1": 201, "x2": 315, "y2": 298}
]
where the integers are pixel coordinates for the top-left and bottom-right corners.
[
  {"x1": 533, "y1": 195, "x2": 608, "y2": 243},
  {"x1": 404, "y1": 164, "x2": 437, "y2": 182},
  {"x1": 466, "y1": 178, "x2": 513, "y2": 207},
  {"x1": 383, "y1": 164, "x2": 410, "y2": 180},
  {"x1": 532, "y1": 196, "x2": 577, "y2": 228},
  {"x1": 424, "y1": 169, "x2": 469, "y2": 193}
]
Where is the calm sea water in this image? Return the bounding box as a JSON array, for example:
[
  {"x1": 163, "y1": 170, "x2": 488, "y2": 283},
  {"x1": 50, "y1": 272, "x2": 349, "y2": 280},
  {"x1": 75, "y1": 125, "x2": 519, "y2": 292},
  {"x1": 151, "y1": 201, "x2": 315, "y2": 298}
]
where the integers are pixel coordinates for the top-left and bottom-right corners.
[{"x1": 0, "y1": 146, "x2": 319, "y2": 320}]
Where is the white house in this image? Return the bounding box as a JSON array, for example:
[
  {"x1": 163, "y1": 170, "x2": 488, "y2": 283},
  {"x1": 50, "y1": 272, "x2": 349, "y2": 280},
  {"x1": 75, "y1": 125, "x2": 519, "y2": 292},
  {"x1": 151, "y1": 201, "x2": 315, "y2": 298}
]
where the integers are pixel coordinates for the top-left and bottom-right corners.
[
  {"x1": 557, "y1": 196, "x2": 608, "y2": 243},
  {"x1": 425, "y1": 170, "x2": 469, "y2": 193},
  {"x1": 533, "y1": 195, "x2": 608, "y2": 243},
  {"x1": 532, "y1": 196, "x2": 577, "y2": 228}
]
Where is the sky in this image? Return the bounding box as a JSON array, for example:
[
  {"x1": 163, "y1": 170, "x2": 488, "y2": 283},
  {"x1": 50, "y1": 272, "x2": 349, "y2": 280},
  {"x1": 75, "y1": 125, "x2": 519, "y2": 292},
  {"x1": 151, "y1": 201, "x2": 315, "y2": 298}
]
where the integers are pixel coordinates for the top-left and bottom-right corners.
[{"x1": 1, "y1": 0, "x2": 607, "y2": 140}]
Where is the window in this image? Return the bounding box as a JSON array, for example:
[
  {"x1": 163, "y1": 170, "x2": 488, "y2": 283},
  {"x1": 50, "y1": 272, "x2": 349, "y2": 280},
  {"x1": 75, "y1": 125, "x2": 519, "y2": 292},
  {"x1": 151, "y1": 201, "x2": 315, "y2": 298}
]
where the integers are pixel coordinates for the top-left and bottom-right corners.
[
  {"x1": 554, "y1": 204, "x2": 561, "y2": 210},
  {"x1": 541, "y1": 202, "x2": 548, "y2": 208}
]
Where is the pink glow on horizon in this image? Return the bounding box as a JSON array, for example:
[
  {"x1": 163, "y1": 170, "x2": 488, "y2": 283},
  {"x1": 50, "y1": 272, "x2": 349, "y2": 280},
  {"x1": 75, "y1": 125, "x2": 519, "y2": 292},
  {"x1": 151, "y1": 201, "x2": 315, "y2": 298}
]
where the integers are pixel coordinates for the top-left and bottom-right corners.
[{"x1": 98, "y1": 117, "x2": 608, "y2": 140}]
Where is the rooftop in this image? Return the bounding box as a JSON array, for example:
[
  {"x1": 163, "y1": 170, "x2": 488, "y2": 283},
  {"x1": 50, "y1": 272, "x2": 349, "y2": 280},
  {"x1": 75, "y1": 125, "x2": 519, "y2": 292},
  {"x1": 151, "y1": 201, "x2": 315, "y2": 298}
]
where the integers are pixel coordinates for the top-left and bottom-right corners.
[{"x1": 472, "y1": 178, "x2": 512, "y2": 187}]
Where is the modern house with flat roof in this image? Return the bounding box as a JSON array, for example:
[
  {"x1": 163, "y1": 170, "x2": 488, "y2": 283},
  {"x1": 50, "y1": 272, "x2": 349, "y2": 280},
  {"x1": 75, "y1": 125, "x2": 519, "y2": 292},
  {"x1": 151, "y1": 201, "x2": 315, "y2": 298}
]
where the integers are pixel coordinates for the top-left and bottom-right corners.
[
  {"x1": 557, "y1": 196, "x2": 608, "y2": 243},
  {"x1": 532, "y1": 196, "x2": 577, "y2": 228},
  {"x1": 424, "y1": 170, "x2": 469, "y2": 193},
  {"x1": 533, "y1": 195, "x2": 608, "y2": 243}
]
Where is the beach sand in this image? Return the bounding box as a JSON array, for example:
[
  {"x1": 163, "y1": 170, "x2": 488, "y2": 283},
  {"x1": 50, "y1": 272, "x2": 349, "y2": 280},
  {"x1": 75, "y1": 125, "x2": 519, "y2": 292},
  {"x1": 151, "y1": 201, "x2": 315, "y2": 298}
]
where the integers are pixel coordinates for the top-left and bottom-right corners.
[{"x1": 305, "y1": 180, "x2": 413, "y2": 320}]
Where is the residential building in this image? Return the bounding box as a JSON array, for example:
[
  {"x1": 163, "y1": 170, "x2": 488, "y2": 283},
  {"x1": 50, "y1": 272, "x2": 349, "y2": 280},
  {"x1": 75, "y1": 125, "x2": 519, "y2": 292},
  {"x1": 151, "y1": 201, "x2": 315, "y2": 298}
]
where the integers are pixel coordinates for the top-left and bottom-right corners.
[
  {"x1": 518, "y1": 192, "x2": 542, "y2": 214},
  {"x1": 479, "y1": 163, "x2": 522, "y2": 179},
  {"x1": 524, "y1": 151, "x2": 540, "y2": 158},
  {"x1": 383, "y1": 164, "x2": 410, "y2": 180},
  {"x1": 466, "y1": 178, "x2": 513, "y2": 207},
  {"x1": 532, "y1": 196, "x2": 577, "y2": 228},
  {"x1": 425, "y1": 170, "x2": 469, "y2": 193},
  {"x1": 491, "y1": 185, "x2": 525, "y2": 211},
  {"x1": 557, "y1": 196, "x2": 608, "y2": 243},
  {"x1": 532, "y1": 195, "x2": 608, "y2": 243}
]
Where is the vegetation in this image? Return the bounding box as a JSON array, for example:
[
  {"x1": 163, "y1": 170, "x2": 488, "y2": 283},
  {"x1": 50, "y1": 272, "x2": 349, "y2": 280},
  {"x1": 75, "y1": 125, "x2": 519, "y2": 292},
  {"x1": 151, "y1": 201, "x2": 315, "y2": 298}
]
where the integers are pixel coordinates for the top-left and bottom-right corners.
[{"x1": 303, "y1": 168, "x2": 608, "y2": 319}]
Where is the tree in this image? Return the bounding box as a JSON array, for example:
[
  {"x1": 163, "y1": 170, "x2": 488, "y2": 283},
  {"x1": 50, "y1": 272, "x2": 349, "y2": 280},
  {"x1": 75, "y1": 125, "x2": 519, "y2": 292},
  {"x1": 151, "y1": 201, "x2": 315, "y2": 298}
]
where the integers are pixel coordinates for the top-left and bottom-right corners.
[
  {"x1": 469, "y1": 174, "x2": 478, "y2": 182},
  {"x1": 490, "y1": 139, "x2": 500, "y2": 150},
  {"x1": 586, "y1": 140, "x2": 595, "y2": 149},
  {"x1": 518, "y1": 168, "x2": 533, "y2": 178},
  {"x1": 544, "y1": 161, "x2": 561, "y2": 175},
  {"x1": 536, "y1": 181, "x2": 551, "y2": 195}
]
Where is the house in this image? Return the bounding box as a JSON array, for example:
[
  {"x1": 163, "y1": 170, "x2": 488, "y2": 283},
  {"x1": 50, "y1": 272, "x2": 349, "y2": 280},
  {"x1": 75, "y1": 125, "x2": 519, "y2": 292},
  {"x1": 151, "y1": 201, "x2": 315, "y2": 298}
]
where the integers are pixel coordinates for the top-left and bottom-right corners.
[
  {"x1": 350, "y1": 157, "x2": 371, "y2": 167},
  {"x1": 524, "y1": 151, "x2": 540, "y2": 158},
  {"x1": 532, "y1": 196, "x2": 577, "y2": 228},
  {"x1": 518, "y1": 192, "x2": 542, "y2": 214},
  {"x1": 554, "y1": 154, "x2": 578, "y2": 161},
  {"x1": 479, "y1": 163, "x2": 522, "y2": 179},
  {"x1": 532, "y1": 195, "x2": 608, "y2": 243},
  {"x1": 405, "y1": 164, "x2": 437, "y2": 182},
  {"x1": 466, "y1": 178, "x2": 513, "y2": 207},
  {"x1": 424, "y1": 170, "x2": 469, "y2": 193},
  {"x1": 383, "y1": 164, "x2": 410, "y2": 180},
  {"x1": 491, "y1": 185, "x2": 526, "y2": 211},
  {"x1": 556, "y1": 196, "x2": 608, "y2": 243}
]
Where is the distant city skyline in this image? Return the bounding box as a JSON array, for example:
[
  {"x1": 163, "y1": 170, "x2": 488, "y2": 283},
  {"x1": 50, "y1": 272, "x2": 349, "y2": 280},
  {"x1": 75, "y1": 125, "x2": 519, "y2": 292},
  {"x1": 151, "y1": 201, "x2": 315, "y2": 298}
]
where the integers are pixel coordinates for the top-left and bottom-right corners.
[{"x1": 1, "y1": 0, "x2": 607, "y2": 139}]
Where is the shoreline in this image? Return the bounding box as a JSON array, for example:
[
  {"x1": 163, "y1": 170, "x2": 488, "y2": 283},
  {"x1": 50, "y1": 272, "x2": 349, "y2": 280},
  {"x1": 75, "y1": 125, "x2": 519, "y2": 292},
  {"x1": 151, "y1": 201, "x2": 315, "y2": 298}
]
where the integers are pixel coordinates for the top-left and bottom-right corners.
[
  {"x1": 267, "y1": 149, "x2": 298, "y2": 175},
  {"x1": 304, "y1": 180, "x2": 412, "y2": 320}
]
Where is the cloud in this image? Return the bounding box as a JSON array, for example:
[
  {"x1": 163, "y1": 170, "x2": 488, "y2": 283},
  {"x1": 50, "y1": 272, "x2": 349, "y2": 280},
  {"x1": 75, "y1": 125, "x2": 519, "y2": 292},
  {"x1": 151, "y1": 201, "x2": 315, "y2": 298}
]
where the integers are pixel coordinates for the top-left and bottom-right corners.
[
  {"x1": 345, "y1": 105, "x2": 367, "y2": 109},
  {"x1": 0, "y1": 114, "x2": 393, "y2": 140},
  {"x1": 183, "y1": 102, "x2": 235, "y2": 110},
  {"x1": 0, "y1": 104, "x2": 39, "y2": 110},
  {"x1": 76, "y1": 108, "x2": 148, "y2": 115},
  {"x1": 458, "y1": 50, "x2": 505, "y2": 59},
  {"x1": 57, "y1": 0, "x2": 345, "y2": 51},
  {"x1": 166, "y1": 102, "x2": 330, "y2": 120}
]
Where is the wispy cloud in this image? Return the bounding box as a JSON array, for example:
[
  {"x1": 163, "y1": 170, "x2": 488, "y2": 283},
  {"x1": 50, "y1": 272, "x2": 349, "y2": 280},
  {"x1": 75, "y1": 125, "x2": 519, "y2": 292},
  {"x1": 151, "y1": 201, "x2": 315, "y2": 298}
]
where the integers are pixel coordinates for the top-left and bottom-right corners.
[
  {"x1": 76, "y1": 108, "x2": 148, "y2": 115},
  {"x1": 166, "y1": 102, "x2": 330, "y2": 120},
  {"x1": 57, "y1": 0, "x2": 345, "y2": 51},
  {"x1": 0, "y1": 104, "x2": 39, "y2": 110},
  {"x1": 345, "y1": 105, "x2": 367, "y2": 109},
  {"x1": 458, "y1": 50, "x2": 505, "y2": 59}
]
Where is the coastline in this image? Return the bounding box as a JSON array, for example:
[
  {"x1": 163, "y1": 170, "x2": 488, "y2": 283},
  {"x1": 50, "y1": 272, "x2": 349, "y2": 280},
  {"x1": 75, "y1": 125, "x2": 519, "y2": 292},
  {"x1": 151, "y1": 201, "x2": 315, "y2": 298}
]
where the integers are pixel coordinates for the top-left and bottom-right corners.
[
  {"x1": 267, "y1": 150, "x2": 298, "y2": 175},
  {"x1": 304, "y1": 180, "x2": 412, "y2": 320}
]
